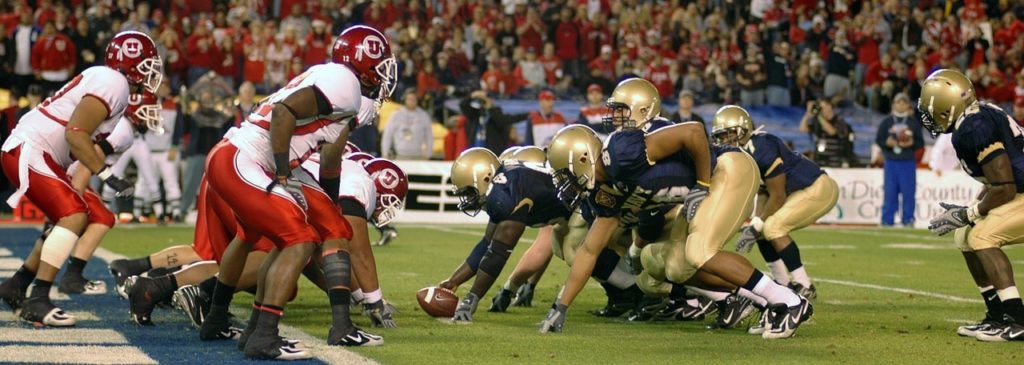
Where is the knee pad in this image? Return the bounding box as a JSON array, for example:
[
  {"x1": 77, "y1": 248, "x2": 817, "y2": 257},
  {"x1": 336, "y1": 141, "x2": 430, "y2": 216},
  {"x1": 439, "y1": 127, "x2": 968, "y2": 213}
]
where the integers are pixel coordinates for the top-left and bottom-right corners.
[
  {"x1": 41, "y1": 226, "x2": 79, "y2": 268},
  {"x1": 954, "y1": 226, "x2": 972, "y2": 252},
  {"x1": 322, "y1": 250, "x2": 351, "y2": 288},
  {"x1": 466, "y1": 238, "x2": 490, "y2": 271},
  {"x1": 478, "y1": 240, "x2": 513, "y2": 278}
]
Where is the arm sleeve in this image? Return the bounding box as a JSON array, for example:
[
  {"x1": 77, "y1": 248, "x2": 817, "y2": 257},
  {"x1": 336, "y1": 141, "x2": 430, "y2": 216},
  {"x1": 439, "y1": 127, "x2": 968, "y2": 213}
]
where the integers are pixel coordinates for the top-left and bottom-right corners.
[{"x1": 309, "y1": 68, "x2": 361, "y2": 122}]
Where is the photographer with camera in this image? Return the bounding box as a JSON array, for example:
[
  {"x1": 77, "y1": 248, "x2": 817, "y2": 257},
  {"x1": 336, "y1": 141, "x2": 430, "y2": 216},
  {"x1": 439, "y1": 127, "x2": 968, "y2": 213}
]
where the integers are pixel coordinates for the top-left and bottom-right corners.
[
  {"x1": 800, "y1": 99, "x2": 857, "y2": 167},
  {"x1": 458, "y1": 90, "x2": 529, "y2": 155}
]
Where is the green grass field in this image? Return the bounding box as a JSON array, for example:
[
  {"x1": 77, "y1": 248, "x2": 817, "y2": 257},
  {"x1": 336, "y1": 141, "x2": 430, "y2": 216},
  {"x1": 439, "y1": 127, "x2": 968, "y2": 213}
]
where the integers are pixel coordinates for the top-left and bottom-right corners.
[{"x1": 101, "y1": 225, "x2": 1024, "y2": 364}]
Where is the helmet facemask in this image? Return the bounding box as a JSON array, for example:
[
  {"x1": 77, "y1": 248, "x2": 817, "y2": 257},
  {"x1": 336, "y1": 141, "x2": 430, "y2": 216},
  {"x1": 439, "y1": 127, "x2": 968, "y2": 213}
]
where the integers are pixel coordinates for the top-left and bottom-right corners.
[
  {"x1": 373, "y1": 193, "x2": 403, "y2": 227},
  {"x1": 452, "y1": 185, "x2": 486, "y2": 216},
  {"x1": 918, "y1": 101, "x2": 952, "y2": 137},
  {"x1": 133, "y1": 103, "x2": 165, "y2": 135},
  {"x1": 137, "y1": 56, "x2": 164, "y2": 94},
  {"x1": 712, "y1": 127, "x2": 747, "y2": 147},
  {"x1": 602, "y1": 102, "x2": 633, "y2": 131},
  {"x1": 372, "y1": 56, "x2": 398, "y2": 112}
]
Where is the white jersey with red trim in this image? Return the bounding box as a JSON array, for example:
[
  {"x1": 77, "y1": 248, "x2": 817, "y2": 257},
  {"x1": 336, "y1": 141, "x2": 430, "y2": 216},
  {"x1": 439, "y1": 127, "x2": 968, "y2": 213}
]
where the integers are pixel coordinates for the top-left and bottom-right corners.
[
  {"x1": 300, "y1": 156, "x2": 377, "y2": 218},
  {"x1": 67, "y1": 117, "x2": 135, "y2": 175},
  {"x1": 1, "y1": 66, "x2": 130, "y2": 168},
  {"x1": 228, "y1": 63, "x2": 362, "y2": 171}
]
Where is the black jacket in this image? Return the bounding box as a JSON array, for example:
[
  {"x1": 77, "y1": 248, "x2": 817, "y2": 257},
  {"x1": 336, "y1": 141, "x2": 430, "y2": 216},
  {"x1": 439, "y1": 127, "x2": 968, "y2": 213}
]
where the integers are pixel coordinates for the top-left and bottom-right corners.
[{"x1": 459, "y1": 98, "x2": 528, "y2": 155}]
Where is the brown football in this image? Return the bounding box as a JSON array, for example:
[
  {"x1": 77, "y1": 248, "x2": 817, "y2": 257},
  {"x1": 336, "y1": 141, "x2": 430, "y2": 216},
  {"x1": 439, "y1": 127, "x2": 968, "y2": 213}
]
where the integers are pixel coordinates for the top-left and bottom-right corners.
[{"x1": 416, "y1": 286, "x2": 459, "y2": 318}]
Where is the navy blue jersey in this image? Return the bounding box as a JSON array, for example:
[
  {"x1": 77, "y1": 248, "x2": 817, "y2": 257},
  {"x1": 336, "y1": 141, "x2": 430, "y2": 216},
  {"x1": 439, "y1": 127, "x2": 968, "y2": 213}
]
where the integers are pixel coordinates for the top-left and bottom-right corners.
[
  {"x1": 486, "y1": 162, "x2": 572, "y2": 226},
  {"x1": 951, "y1": 103, "x2": 1024, "y2": 192},
  {"x1": 745, "y1": 133, "x2": 823, "y2": 194}
]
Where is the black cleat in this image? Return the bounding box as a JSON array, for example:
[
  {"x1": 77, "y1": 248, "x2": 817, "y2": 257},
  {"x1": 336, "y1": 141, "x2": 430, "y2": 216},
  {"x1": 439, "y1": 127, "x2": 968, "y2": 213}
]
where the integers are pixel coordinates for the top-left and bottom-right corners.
[
  {"x1": 172, "y1": 285, "x2": 210, "y2": 329},
  {"x1": 127, "y1": 276, "x2": 171, "y2": 325},
  {"x1": 0, "y1": 279, "x2": 26, "y2": 312},
  {"x1": 489, "y1": 289, "x2": 513, "y2": 312},
  {"x1": 976, "y1": 316, "x2": 1024, "y2": 342},
  {"x1": 58, "y1": 274, "x2": 107, "y2": 295},
  {"x1": 763, "y1": 297, "x2": 813, "y2": 339},
  {"x1": 626, "y1": 296, "x2": 667, "y2": 322},
  {"x1": 957, "y1": 313, "x2": 1004, "y2": 337},
  {"x1": 245, "y1": 328, "x2": 313, "y2": 360},
  {"x1": 707, "y1": 294, "x2": 755, "y2": 330},
  {"x1": 787, "y1": 282, "x2": 817, "y2": 301},
  {"x1": 108, "y1": 259, "x2": 139, "y2": 299},
  {"x1": 328, "y1": 326, "x2": 384, "y2": 347},
  {"x1": 511, "y1": 283, "x2": 535, "y2": 307},
  {"x1": 199, "y1": 308, "x2": 233, "y2": 341},
  {"x1": 654, "y1": 295, "x2": 716, "y2": 321},
  {"x1": 589, "y1": 283, "x2": 637, "y2": 318},
  {"x1": 20, "y1": 295, "x2": 75, "y2": 327}
]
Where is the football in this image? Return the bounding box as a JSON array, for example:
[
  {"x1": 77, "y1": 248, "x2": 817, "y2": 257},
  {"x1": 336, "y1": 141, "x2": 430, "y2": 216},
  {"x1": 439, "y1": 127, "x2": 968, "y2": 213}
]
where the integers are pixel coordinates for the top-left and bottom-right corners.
[
  {"x1": 416, "y1": 286, "x2": 459, "y2": 317},
  {"x1": 899, "y1": 128, "x2": 913, "y2": 143}
]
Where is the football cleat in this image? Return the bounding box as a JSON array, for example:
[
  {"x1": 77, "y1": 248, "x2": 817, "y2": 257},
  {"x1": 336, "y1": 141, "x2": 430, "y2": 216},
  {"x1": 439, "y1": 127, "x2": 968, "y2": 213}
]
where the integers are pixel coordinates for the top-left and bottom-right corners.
[
  {"x1": 625, "y1": 296, "x2": 667, "y2": 322},
  {"x1": 328, "y1": 326, "x2": 384, "y2": 347},
  {"x1": 245, "y1": 332, "x2": 314, "y2": 360},
  {"x1": 108, "y1": 259, "x2": 139, "y2": 299},
  {"x1": 589, "y1": 284, "x2": 637, "y2": 318},
  {"x1": 0, "y1": 278, "x2": 26, "y2": 312},
  {"x1": 787, "y1": 282, "x2": 817, "y2": 301},
  {"x1": 172, "y1": 285, "x2": 210, "y2": 329},
  {"x1": 363, "y1": 300, "x2": 398, "y2": 328},
  {"x1": 451, "y1": 293, "x2": 479, "y2": 323},
  {"x1": 747, "y1": 309, "x2": 769, "y2": 335},
  {"x1": 707, "y1": 294, "x2": 755, "y2": 330},
  {"x1": 957, "y1": 315, "x2": 1003, "y2": 337},
  {"x1": 127, "y1": 276, "x2": 169, "y2": 325},
  {"x1": 374, "y1": 226, "x2": 399, "y2": 246},
  {"x1": 654, "y1": 296, "x2": 716, "y2": 321},
  {"x1": 20, "y1": 296, "x2": 75, "y2": 327},
  {"x1": 58, "y1": 274, "x2": 107, "y2": 295},
  {"x1": 975, "y1": 321, "x2": 1024, "y2": 342},
  {"x1": 489, "y1": 288, "x2": 513, "y2": 312},
  {"x1": 199, "y1": 309, "x2": 233, "y2": 341},
  {"x1": 511, "y1": 282, "x2": 535, "y2": 307},
  {"x1": 763, "y1": 297, "x2": 813, "y2": 339}
]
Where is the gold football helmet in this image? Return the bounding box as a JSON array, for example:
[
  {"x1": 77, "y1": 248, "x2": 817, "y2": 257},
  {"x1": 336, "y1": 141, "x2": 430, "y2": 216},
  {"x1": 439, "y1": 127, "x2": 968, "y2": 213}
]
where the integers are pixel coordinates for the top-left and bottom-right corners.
[
  {"x1": 512, "y1": 146, "x2": 547, "y2": 164},
  {"x1": 450, "y1": 147, "x2": 500, "y2": 216},
  {"x1": 604, "y1": 78, "x2": 662, "y2": 130},
  {"x1": 919, "y1": 69, "x2": 976, "y2": 135},
  {"x1": 547, "y1": 125, "x2": 603, "y2": 209},
  {"x1": 711, "y1": 105, "x2": 754, "y2": 147},
  {"x1": 498, "y1": 146, "x2": 521, "y2": 162}
]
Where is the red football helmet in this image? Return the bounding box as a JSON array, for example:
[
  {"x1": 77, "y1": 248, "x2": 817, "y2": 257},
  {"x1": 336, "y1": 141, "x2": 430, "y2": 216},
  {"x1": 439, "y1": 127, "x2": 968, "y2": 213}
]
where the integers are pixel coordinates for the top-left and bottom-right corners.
[
  {"x1": 126, "y1": 92, "x2": 163, "y2": 134},
  {"x1": 343, "y1": 141, "x2": 361, "y2": 156},
  {"x1": 364, "y1": 158, "x2": 408, "y2": 227},
  {"x1": 346, "y1": 152, "x2": 374, "y2": 166},
  {"x1": 106, "y1": 31, "x2": 163, "y2": 93},
  {"x1": 331, "y1": 25, "x2": 397, "y2": 109}
]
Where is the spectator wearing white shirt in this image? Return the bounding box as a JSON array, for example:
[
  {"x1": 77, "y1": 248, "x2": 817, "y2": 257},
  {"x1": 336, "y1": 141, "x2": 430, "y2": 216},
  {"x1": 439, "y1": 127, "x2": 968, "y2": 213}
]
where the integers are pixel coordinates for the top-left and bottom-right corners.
[
  {"x1": 382, "y1": 90, "x2": 434, "y2": 160},
  {"x1": 928, "y1": 133, "x2": 959, "y2": 176}
]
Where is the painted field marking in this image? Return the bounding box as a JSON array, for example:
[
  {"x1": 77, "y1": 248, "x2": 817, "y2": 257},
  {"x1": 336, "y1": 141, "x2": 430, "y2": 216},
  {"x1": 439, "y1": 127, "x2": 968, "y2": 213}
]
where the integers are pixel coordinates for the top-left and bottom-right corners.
[
  {"x1": 0, "y1": 345, "x2": 156, "y2": 364},
  {"x1": 0, "y1": 328, "x2": 129, "y2": 344},
  {"x1": 0, "y1": 248, "x2": 12, "y2": 256},
  {"x1": 799, "y1": 244, "x2": 856, "y2": 250},
  {"x1": 0, "y1": 257, "x2": 23, "y2": 270},
  {"x1": 816, "y1": 278, "x2": 981, "y2": 304},
  {"x1": 0, "y1": 270, "x2": 14, "y2": 278},
  {"x1": 0, "y1": 311, "x2": 100, "y2": 322},
  {"x1": 811, "y1": 228, "x2": 949, "y2": 242},
  {"x1": 882, "y1": 243, "x2": 950, "y2": 250}
]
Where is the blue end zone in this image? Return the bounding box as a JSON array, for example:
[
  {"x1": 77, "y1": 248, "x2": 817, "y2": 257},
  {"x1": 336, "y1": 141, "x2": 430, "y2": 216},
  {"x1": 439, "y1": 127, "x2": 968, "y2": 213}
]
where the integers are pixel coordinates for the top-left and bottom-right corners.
[{"x1": 0, "y1": 227, "x2": 325, "y2": 364}]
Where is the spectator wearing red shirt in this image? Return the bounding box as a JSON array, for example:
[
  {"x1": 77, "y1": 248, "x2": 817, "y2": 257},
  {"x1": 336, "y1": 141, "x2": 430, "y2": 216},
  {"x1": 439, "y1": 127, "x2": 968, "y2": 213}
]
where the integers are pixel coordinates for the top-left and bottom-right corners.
[
  {"x1": 185, "y1": 24, "x2": 221, "y2": 84},
  {"x1": 242, "y1": 22, "x2": 268, "y2": 93},
  {"x1": 579, "y1": 13, "x2": 610, "y2": 63},
  {"x1": 30, "y1": 21, "x2": 75, "y2": 95},
  {"x1": 417, "y1": 62, "x2": 445, "y2": 99},
  {"x1": 538, "y1": 42, "x2": 562, "y2": 87},
  {"x1": 480, "y1": 62, "x2": 504, "y2": 97},
  {"x1": 647, "y1": 54, "x2": 674, "y2": 99},
  {"x1": 576, "y1": 83, "x2": 612, "y2": 136},
  {"x1": 517, "y1": 8, "x2": 545, "y2": 54},
  {"x1": 588, "y1": 45, "x2": 616, "y2": 82},
  {"x1": 553, "y1": 8, "x2": 580, "y2": 80},
  {"x1": 863, "y1": 54, "x2": 893, "y2": 111},
  {"x1": 852, "y1": 22, "x2": 881, "y2": 91},
  {"x1": 526, "y1": 90, "x2": 566, "y2": 147},
  {"x1": 302, "y1": 19, "x2": 332, "y2": 67}
]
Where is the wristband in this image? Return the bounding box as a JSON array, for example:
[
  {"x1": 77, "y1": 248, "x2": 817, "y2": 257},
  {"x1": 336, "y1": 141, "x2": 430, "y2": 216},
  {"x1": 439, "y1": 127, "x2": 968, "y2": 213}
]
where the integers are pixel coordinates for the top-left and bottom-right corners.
[
  {"x1": 97, "y1": 166, "x2": 113, "y2": 180},
  {"x1": 696, "y1": 180, "x2": 711, "y2": 188},
  {"x1": 629, "y1": 243, "x2": 641, "y2": 257},
  {"x1": 96, "y1": 140, "x2": 115, "y2": 156},
  {"x1": 966, "y1": 204, "x2": 981, "y2": 222},
  {"x1": 750, "y1": 217, "x2": 764, "y2": 232}
]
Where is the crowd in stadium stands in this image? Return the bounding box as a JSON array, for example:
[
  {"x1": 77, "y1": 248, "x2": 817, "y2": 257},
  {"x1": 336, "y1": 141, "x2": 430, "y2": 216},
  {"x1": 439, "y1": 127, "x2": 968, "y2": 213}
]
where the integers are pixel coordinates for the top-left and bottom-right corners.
[{"x1": 1, "y1": 0, "x2": 1024, "y2": 158}]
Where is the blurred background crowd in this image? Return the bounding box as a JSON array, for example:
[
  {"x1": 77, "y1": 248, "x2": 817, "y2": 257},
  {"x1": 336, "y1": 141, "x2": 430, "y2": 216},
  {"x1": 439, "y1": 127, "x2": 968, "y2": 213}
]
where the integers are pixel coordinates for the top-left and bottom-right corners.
[{"x1": 0, "y1": 0, "x2": 1023, "y2": 220}]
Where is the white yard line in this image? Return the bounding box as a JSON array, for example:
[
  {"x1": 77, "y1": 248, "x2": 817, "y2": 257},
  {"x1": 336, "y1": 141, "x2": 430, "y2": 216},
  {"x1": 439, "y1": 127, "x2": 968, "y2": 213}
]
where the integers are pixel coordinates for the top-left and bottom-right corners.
[
  {"x1": 95, "y1": 247, "x2": 378, "y2": 365},
  {"x1": 816, "y1": 278, "x2": 981, "y2": 304},
  {"x1": 415, "y1": 226, "x2": 538, "y2": 242},
  {"x1": 0, "y1": 345, "x2": 156, "y2": 364},
  {"x1": 810, "y1": 228, "x2": 949, "y2": 242}
]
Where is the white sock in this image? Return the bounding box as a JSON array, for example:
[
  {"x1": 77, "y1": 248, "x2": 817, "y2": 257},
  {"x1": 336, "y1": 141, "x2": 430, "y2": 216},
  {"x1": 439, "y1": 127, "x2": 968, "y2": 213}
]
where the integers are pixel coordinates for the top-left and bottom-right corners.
[
  {"x1": 736, "y1": 288, "x2": 769, "y2": 307},
  {"x1": 502, "y1": 279, "x2": 521, "y2": 292},
  {"x1": 997, "y1": 286, "x2": 1021, "y2": 302},
  {"x1": 790, "y1": 267, "x2": 812, "y2": 287},
  {"x1": 685, "y1": 297, "x2": 700, "y2": 307},
  {"x1": 767, "y1": 260, "x2": 790, "y2": 285},
  {"x1": 607, "y1": 266, "x2": 636, "y2": 290},
  {"x1": 364, "y1": 288, "x2": 383, "y2": 304},
  {"x1": 685, "y1": 286, "x2": 730, "y2": 302},
  {"x1": 979, "y1": 285, "x2": 994, "y2": 293},
  {"x1": 351, "y1": 289, "x2": 365, "y2": 303},
  {"x1": 751, "y1": 274, "x2": 801, "y2": 307}
]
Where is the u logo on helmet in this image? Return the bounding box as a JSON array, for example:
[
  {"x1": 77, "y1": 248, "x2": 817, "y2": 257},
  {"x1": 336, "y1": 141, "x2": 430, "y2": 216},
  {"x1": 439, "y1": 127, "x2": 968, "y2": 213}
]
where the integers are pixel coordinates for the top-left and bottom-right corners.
[
  {"x1": 128, "y1": 94, "x2": 143, "y2": 105},
  {"x1": 357, "y1": 35, "x2": 384, "y2": 61},
  {"x1": 120, "y1": 38, "x2": 143, "y2": 60},
  {"x1": 377, "y1": 168, "x2": 399, "y2": 189}
]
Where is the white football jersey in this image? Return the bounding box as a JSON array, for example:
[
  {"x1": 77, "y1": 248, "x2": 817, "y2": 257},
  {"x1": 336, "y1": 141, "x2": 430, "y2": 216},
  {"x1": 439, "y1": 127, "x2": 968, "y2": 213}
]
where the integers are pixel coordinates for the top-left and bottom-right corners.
[
  {"x1": 301, "y1": 156, "x2": 377, "y2": 218},
  {"x1": 67, "y1": 117, "x2": 136, "y2": 175},
  {"x1": 2, "y1": 66, "x2": 130, "y2": 168},
  {"x1": 228, "y1": 63, "x2": 362, "y2": 171}
]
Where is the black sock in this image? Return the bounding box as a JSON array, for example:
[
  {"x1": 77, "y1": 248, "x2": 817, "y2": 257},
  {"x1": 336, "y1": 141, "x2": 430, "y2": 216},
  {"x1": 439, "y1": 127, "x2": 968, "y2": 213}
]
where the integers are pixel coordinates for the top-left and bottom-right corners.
[
  {"x1": 125, "y1": 257, "x2": 153, "y2": 275},
  {"x1": 982, "y1": 288, "x2": 1004, "y2": 320},
  {"x1": 66, "y1": 257, "x2": 88, "y2": 276},
  {"x1": 210, "y1": 279, "x2": 236, "y2": 307},
  {"x1": 29, "y1": 279, "x2": 52, "y2": 299},
  {"x1": 777, "y1": 242, "x2": 804, "y2": 271},
  {"x1": 669, "y1": 283, "x2": 688, "y2": 301},
  {"x1": 329, "y1": 288, "x2": 353, "y2": 332},
  {"x1": 756, "y1": 239, "x2": 780, "y2": 262},
  {"x1": 1001, "y1": 298, "x2": 1024, "y2": 324},
  {"x1": 741, "y1": 270, "x2": 766, "y2": 292},
  {"x1": 198, "y1": 277, "x2": 217, "y2": 297},
  {"x1": 246, "y1": 302, "x2": 262, "y2": 331},
  {"x1": 256, "y1": 304, "x2": 283, "y2": 331},
  {"x1": 13, "y1": 265, "x2": 36, "y2": 291},
  {"x1": 591, "y1": 248, "x2": 621, "y2": 281}
]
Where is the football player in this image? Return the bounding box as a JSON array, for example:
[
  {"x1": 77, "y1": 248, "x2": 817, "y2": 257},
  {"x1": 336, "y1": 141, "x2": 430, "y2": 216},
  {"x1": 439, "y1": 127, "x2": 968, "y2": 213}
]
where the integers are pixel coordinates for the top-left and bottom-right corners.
[
  {"x1": 0, "y1": 31, "x2": 160, "y2": 327},
  {"x1": 920, "y1": 69, "x2": 1024, "y2": 342},
  {"x1": 198, "y1": 25, "x2": 394, "y2": 360},
  {"x1": 712, "y1": 105, "x2": 838, "y2": 300},
  {"x1": 446, "y1": 147, "x2": 572, "y2": 323}
]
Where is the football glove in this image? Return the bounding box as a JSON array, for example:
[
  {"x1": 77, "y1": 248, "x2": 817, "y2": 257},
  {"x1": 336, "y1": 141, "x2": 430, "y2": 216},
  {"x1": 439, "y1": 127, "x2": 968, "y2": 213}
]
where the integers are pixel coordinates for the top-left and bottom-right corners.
[
  {"x1": 539, "y1": 304, "x2": 568, "y2": 333},
  {"x1": 363, "y1": 300, "x2": 397, "y2": 328},
  {"x1": 624, "y1": 244, "x2": 644, "y2": 275},
  {"x1": 928, "y1": 202, "x2": 977, "y2": 236},
  {"x1": 97, "y1": 167, "x2": 134, "y2": 197},
  {"x1": 451, "y1": 293, "x2": 479, "y2": 322},
  {"x1": 683, "y1": 184, "x2": 709, "y2": 221},
  {"x1": 735, "y1": 225, "x2": 759, "y2": 253}
]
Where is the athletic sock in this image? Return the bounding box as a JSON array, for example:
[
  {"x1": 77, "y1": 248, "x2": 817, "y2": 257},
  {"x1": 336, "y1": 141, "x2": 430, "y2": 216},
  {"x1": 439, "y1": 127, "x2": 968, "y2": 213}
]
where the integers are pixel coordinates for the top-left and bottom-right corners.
[
  {"x1": 151, "y1": 275, "x2": 178, "y2": 302},
  {"x1": 979, "y1": 286, "x2": 1004, "y2": 320},
  {"x1": 29, "y1": 279, "x2": 52, "y2": 299},
  {"x1": 736, "y1": 287, "x2": 769, "y2": 308},
  {"x1": 329, "y1": 288, "x2": 353, "y2": 333},
  {"x1": 778, "y1": 242, "x2": 811, "y2": 287},
  {"x1": 210, "y1": 280, "x2": 235, "y2": 307},
  {"x1": 757, "y1": 239, "x2": 790, "y2": 284},
  {"x1": 685, "y1": 286, "x2": 730, "y2": 302},
  {"x1": 125, "y1": 257, "x2": 153, "y2": 275},
  {"x1": 351, "y1": 289, "x2": 365, "y2": 304},
  {"x1": 502, "y1": 279, "x2": 521, "y2": 292},
  {"x1": 742, "y1": 270, "x2": 800, "y2": 307},
  {"x1": 66, "y1": 257, "x2": 88, "y2": 276},
  {"x1": 246, "y1": 302, "x2": 262, "y2": 331},
  {"x1": 669, "y1": 283, "x2": 688, "y2": 301},
  {"x1": 363, "y1": 289, "x2": 383, "y2": 305},
  {"x1": 198, "y1": 277, "x2": 217, "y2": 297},
  {"x1": 997, "y1": 287, "x2": 1024, "y2": 323},
  {"x1": 256, "y1": 304, "x2": 283, "y2": 332},
  {"x1": 13, "y1": 265, "x2": 36, "y2": 291}
]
